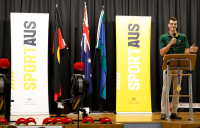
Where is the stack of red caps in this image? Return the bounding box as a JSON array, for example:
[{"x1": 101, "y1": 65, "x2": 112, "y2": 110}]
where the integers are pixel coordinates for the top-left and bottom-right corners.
[
  {"x1": 74, "y1": 62, "x2": 84, "y2": 71},
  {"x1": 100, "y1": 117, "x2": 112, "y2": 124},
  {"x1": 0, "y1": 118, "x2": 8, "y2": 124},
  {"x1": 42, "y1": 118, "x2": 53, "y2": 125},
  {"x1": 15, "y1": 118, "x2": 27, "y2": 125},
  {"x1": 82, "y1": 116, "x2": 94, "y2": 123},
  {"x1": 52, "y1": 117, "x2": 63, "y2": 124},
  {"x1": 0, "y1": 58, "x2": 10, "y2": 69},
  {"x1": 25, "y1": 117, "x2": 37, "y2": 125},
  {"x1": 62, "y1": 117, "x2": 74, "y2": 124}
]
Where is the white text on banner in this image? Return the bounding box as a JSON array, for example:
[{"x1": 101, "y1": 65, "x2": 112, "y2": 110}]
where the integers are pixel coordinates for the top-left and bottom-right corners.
[
  {"x1": 10, "y1": 13, "x2": 49, "y2": 115},
  {"x1": 116, "y1": 16, "x2": 152, "y2": 112}
]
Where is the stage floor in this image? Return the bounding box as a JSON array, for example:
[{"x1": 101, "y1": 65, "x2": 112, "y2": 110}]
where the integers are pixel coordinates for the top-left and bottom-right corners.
[{"x1": 1, "y1": 112, "x2": 200, "y2": 125}]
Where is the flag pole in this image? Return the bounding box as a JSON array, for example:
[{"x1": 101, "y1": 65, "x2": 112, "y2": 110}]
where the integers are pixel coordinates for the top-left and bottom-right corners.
[
  {"x1": 91, "y1": 44, "x2": 97, "y2": 75},
  {"x1": 51, "y1": 3, "x2": 71, "y2": 118},
  {"x1": 91, "y1": 6, "x2": 104, "y2": 75},
  {"x1": 55, "y1": 4, "x2": 72, "y2": 67}
]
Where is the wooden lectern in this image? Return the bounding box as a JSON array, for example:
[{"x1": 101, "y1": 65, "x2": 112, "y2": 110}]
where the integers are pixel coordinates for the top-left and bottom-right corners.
[{"x1": 162, "y1": 54, "x2": 197, "y2": 121}]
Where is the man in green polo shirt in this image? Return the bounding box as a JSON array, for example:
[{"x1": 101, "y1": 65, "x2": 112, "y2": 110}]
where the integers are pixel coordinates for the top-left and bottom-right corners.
[{"x1": 159, "y1": 17, "x2": 198, "y2": 120}]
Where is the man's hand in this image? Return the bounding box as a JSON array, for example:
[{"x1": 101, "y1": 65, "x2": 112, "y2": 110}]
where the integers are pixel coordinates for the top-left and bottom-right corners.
[
  {"x1": 160, "y1": 38, "x2": 176, "y2": 56},
  {"x1": 170, "y1": 38, "x2": 176, "y2": 46},
  {"x1": 190, "y1": 44, "x2": 198, "y2": 52}
]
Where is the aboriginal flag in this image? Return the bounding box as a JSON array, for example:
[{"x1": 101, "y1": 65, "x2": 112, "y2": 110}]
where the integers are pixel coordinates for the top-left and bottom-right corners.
[{"x1": 53, "y1": 10, "x2": 65, "y2": 102}]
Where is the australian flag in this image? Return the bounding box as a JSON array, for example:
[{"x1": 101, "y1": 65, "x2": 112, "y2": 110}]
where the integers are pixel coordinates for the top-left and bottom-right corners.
[{"x1": 81, "y1": 3, "x2": 92, "y2": 94}]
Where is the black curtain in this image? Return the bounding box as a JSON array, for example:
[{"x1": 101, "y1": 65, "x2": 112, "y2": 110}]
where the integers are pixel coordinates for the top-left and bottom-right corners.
[{"x1": 0, "y1": 0, "x2": 200, "y2": 114}]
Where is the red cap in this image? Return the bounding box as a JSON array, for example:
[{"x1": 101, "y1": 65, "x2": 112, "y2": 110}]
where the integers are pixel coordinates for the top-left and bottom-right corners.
[
  {"x1": 62, "y1": 117, "x2": 74, "y2": 124},
  {"x1": 15, "y1": 118, "x2": 27, "y2": 125},
  {"x1": 82, "y1": 116, "x2": 94, "y2": 123},
  {"x1": 25, "y1": 117, "x2": 37, "y2": 124},
  {"x1": 42, "y1": 118, "x2": 53, "y2": 125},
  {"x1": 0, "y1": 58, "x2": 10, "y2": 69},
  {"x1": 52, "y1": 117, "x2": 63, "y2": 124},
  {"x1": 74, "y1": 62, "x2": 84, "y2": 71},
  {"x1": 100, "y1": 117, "x2": 112, "y2": 124},
  {"x1": 0, "y1": 118, "x2": 8, "y2": 124}
]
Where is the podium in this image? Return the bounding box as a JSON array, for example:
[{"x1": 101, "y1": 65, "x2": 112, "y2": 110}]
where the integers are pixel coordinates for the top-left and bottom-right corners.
[{"x1": 162, "y1": 54, "x2": 197, "y2": 121}]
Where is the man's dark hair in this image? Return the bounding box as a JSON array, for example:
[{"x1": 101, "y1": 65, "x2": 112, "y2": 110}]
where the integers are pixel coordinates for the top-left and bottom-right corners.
[{"x1": 168, "y1": 17, "x2": 177, "y2": 23}]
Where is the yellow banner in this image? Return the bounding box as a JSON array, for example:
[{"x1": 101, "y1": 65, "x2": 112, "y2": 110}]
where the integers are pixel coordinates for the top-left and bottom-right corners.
[{"x1": 116, "y1": 16, "x2": 151, "y2": 112}]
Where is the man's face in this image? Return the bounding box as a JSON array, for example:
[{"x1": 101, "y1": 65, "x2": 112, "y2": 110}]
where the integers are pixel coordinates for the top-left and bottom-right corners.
[{"x1": 168, "y1": 20, "x2": 177, "y2": 32}]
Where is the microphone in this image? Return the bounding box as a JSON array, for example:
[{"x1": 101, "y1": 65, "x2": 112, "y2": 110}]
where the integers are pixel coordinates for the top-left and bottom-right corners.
[
  {"x1": 74, "y1": 62, "x2": 84, "y2": 72},
  {"x1": 173, "y1": 33, "x2": 176, "y2": 38},
  {"x1": 172, "y1": 33, "x2": 176, "y2": 53}
]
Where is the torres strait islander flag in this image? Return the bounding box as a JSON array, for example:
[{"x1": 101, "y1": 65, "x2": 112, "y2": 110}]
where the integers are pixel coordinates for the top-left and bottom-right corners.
[
  {"x1": 96, "y1": 8, "x2": 107, "y2": 100},
  {"x1": 53, "y1": 10, "x2": 65, "y2": 101},
  {"x1": 81, "y1": 3, "x2": 92, "y2": 94}
]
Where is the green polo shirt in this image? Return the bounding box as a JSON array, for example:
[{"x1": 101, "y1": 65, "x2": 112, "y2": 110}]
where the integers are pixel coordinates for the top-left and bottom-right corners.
[{"x1": 159, "y1": 32, "x2": 189, "y2": 54}]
